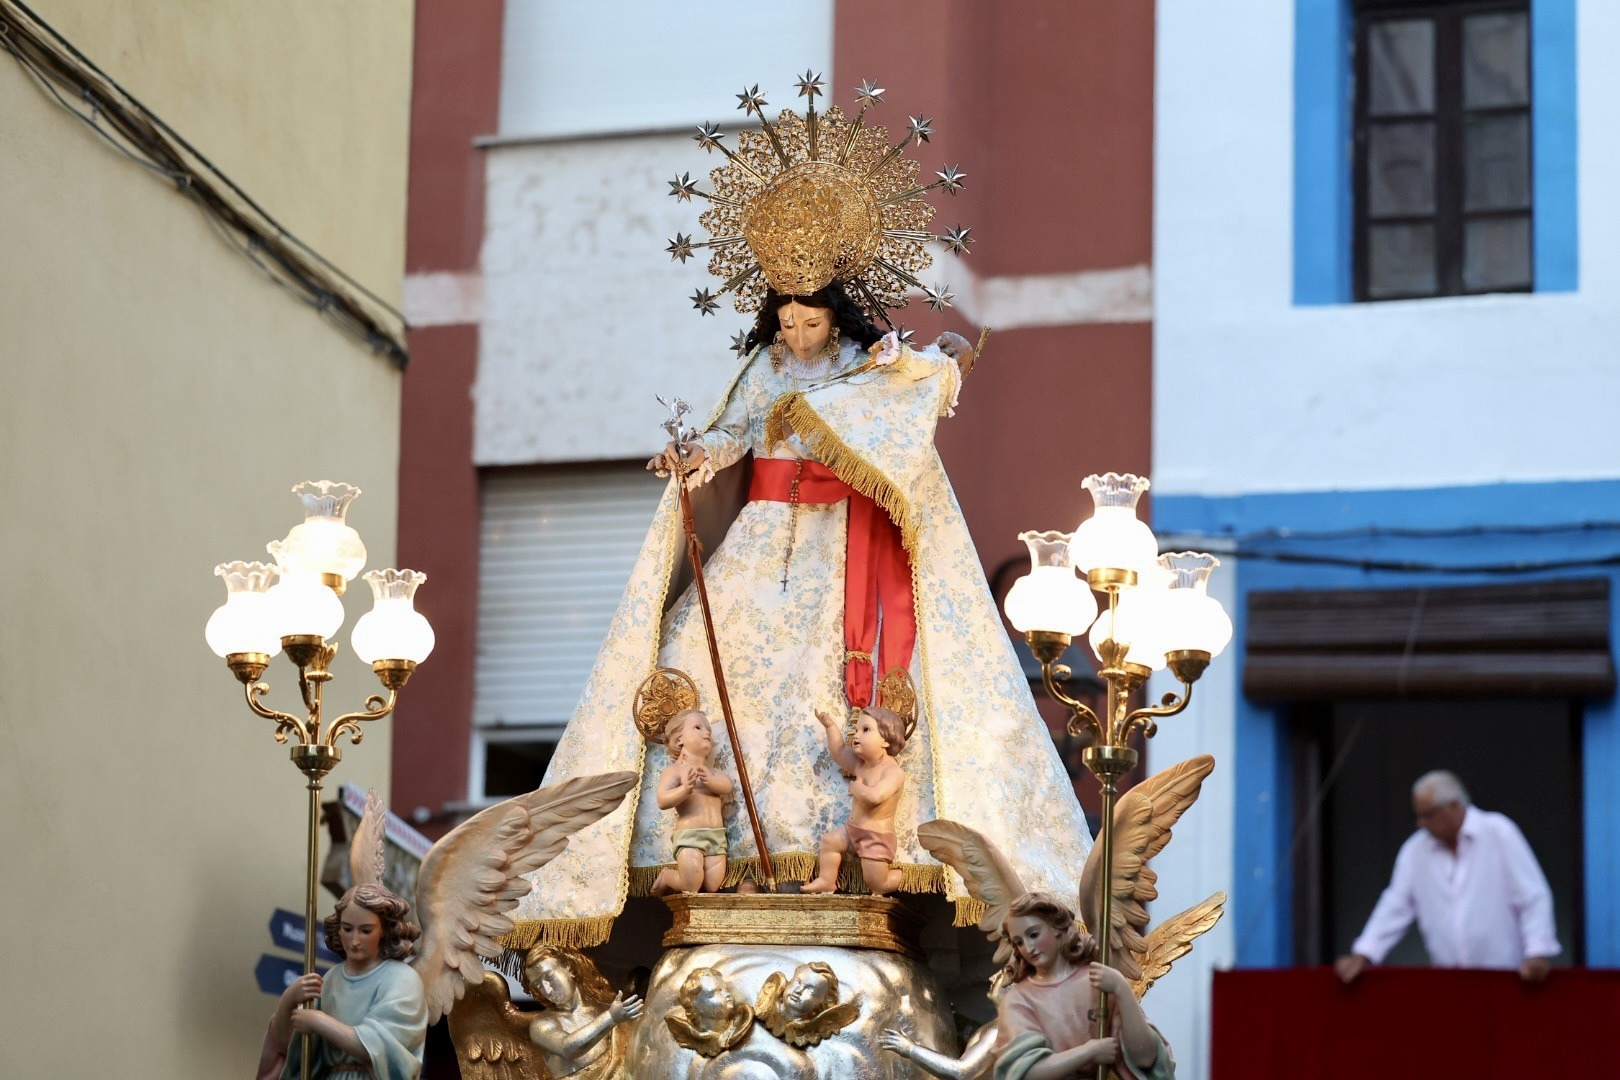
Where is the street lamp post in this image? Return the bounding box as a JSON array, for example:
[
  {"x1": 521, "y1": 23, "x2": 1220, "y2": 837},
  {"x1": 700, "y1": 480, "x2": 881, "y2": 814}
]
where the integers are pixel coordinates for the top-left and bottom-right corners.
[
  {"x1": 205, "y1": 482, "x2": 435, "y2": 1080},
  {"x1": 1002, "y1": 473, "x2": 1231, "y2": 1074}
]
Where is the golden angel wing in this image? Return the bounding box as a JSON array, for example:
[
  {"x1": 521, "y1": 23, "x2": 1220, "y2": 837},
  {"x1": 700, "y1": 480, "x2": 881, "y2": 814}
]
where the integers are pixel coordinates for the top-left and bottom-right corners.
[
  {"x1": 446, "y1": 970, "x2": 547, "y2": 1080},
  {"x1": 414, "y1": 771, "x2": 638, "y2": 1024},
  {"x1": 1077, "y1": 755, "x2": 1215, "y2": 982},
  {"x1": 916, "y1": 819, "x2": 1028, "y2": 937},
  {"x1": 348, "y1": 787, "x2": 388, "y2": 889},
  {"x1": 1130, "y1": 891, "x2": 1226, "y2": 999}
]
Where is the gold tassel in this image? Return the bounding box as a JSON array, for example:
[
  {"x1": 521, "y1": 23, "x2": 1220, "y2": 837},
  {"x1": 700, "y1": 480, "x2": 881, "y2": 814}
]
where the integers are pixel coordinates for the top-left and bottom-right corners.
[
  {"x1": 498, "y1": 915, "x2": 618, "y2": 952},
  {"x1": 953, "y1": 896, "x2": 989, "y2": 928},
  {"x1": 763, "y1": 393, "x2": 922, "y2": 559}
]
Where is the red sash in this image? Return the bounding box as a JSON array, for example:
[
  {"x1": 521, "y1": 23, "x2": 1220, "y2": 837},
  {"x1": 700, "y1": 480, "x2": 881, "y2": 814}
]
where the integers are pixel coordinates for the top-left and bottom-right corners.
[{"x1": 748, "y1": 458, "x2": 916, "y2": 708}]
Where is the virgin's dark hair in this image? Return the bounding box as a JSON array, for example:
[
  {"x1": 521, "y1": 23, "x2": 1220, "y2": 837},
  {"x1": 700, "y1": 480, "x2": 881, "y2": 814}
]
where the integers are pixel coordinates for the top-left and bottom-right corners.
[{"x1": 742, "y1": 282, "x2": 885, "y2": 354}]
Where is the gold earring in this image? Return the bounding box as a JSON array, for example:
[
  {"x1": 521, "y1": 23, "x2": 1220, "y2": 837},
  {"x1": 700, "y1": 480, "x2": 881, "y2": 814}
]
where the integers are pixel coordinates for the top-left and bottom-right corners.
[{"x1": 769, "y1": 330, "x2": 787, "y2": 369}]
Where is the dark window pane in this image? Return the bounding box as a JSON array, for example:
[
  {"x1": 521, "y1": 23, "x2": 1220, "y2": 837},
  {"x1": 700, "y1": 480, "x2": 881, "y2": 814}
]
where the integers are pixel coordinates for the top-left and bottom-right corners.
[
  {"x1": 1464, "y1": 215, "x2": 1532, "y2": 291},
  {"x1": 1367, "y1": 121, "x2": 1435, "y2": 216},
  {"x1": 1367, "y1": 223, "x2": 1437, "y2": 298},
  {"x1": 484, "y1": 739, "x2": 558, "y2": 798},
  {"x1": 1367, "y1": 18, "x2": 1435, "y2": 116},
  {"x1": 1464, "y1": 12, "x2": 1530, "y2": 109},
  {"x1": 1465, "y1": 113, "x2": 1531, "y2": 211}
]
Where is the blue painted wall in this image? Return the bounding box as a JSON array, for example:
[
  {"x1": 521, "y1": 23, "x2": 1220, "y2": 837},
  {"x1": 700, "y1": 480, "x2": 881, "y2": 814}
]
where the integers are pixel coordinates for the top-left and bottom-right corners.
[{"x1": 1156, "y1": 480, "x2": 1620, "y2": 966}]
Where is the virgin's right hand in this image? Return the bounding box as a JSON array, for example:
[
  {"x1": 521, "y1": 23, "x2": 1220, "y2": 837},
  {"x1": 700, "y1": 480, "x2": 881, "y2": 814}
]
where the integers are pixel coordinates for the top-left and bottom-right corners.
[
  {"x1": 609, "y1": 991, "x2": 645, "y2": 1022},
  {"x1": 645, "y1": 441, "x2": 707, "y2": 477}
]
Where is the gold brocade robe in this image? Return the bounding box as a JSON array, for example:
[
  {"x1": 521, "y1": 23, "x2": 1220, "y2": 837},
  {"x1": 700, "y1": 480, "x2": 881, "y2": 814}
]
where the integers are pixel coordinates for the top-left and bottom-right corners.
[{"x1": 510, "y1": 339, "x2": 1092, "y2": 945}]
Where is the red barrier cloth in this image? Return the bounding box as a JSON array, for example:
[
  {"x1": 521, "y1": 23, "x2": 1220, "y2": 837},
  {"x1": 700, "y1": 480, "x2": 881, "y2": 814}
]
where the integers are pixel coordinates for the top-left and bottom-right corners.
[
  {"x1": 749, "y1": 458, "x2": 916, "y2": 707},
  {"x1": 1212, "y1": 967, "x2": 1620, "y2": 1078}
]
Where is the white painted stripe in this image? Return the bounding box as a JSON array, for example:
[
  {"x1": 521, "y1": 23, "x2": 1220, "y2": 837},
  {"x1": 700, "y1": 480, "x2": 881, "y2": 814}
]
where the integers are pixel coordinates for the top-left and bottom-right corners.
[
  {"x1": 403, "y1": 271, "x2": 484, "y2": 328},
  {"x1": 923, "y1": 252, "x2": 1153, "y2": 328},
  {"x1": 416, "y1": 260, "x2": 1150, "y2": 331}
]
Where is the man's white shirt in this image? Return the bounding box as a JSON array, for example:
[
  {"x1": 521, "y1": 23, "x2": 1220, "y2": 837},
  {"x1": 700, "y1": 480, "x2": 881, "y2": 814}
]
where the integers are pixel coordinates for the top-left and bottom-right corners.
[{"x1": 1351, "y1": 806, "x2": 1560, "y2": 968}]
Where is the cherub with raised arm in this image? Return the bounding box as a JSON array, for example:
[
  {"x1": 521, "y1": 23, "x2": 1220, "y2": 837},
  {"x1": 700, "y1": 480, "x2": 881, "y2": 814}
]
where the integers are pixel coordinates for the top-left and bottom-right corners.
[
  {"x1": 918, "y1": 755, "x2": 1232, "y2": 1080},
  {"x1": 649, "y1": 708, "x2": 734, "y2": 896},
  {"x1": 801, "y1": 705, "x2": 907, "y2": 895}
]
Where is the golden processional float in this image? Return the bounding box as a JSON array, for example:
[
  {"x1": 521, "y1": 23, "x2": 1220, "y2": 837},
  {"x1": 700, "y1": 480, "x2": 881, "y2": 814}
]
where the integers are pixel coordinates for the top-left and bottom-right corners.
[{"x1": 211, "y1": 72, "x2": 1233, "y2": 1080}]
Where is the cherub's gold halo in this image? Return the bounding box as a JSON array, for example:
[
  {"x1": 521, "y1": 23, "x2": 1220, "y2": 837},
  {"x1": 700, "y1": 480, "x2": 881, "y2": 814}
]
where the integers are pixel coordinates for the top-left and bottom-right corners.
[
  {"x1": 875, "y1": 667, "x2": 919, "y2": 742},
  {"x1": 633, "y1": 668, "x2": 701, "y2": 745}
]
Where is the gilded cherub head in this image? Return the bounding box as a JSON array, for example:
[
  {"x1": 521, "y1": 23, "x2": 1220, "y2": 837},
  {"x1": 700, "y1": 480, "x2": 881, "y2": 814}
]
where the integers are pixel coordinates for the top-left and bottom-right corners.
[
  {"x1": 757, "y1": 962, "x2": 861, "y2": 1047},
  {"x1": 665, "y1": 967, "x2": 754, "y2": 1057}
]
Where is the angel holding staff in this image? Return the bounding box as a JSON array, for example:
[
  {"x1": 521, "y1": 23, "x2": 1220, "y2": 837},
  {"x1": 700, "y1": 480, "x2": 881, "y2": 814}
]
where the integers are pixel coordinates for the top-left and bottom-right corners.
[{"x1": 916, "y1": 756, "x2": 1229, "y2": 1080}]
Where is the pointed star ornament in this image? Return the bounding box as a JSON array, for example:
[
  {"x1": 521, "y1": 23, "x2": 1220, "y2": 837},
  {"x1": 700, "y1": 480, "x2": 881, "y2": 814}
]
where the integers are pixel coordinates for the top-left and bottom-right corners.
[
  {"x1": 666, "y1": 233, "x2": 696, "y2": 263},
  {"x1": 795, "y1": 70, "x2": 825, "y2": 101},
  {"x1": 924, "y1": 283, "x2": 956, "y2": 311},
  {"x1": 894, "y1": 326, "x2": 917, "y2": 346},
  {"x1": 934, "y1": 165, "x2": 967, "y2": 194},
  {"x1": 736, "y1": 84, "x2": 768, "y2": 116},
  {"x1": 854, "y1": 78, "x2": 885, "y2": 106},
  {"x1": 942, "y1": 225, "x2": 974, "y2": 255},
  {"x1": 668, "y1": 172, "x2": 698, "y2": 201},
  {"x1": 730, "y1": 331, "x2": 750, "y2": 357},
  {"x1": 907, "y1": 115, "x2": 935, "y2": 143},
  {"x1": 693, "y1": 122, "x2": 723, "y2": 152},
  {"x1": 690, "y1": 288, "x2": 720, "y2": 316}
]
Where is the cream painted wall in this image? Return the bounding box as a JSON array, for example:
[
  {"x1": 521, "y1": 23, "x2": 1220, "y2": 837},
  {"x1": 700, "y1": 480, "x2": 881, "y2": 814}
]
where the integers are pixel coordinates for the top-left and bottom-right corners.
[
  {"x1": 0, "y1": 12, "x2": 408, "y2": 1077},
  {"x1": 25, "y1": 0, "x2": 414, "y2": 305}
]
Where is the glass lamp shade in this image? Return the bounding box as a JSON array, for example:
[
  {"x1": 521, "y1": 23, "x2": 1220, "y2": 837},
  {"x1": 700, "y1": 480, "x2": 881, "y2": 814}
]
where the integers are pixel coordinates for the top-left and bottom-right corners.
[
  {"x1": 266, "y1": 541, "x2": 346, "y2": 639},
  {"x1": 1070, "y1": 473, "x2": 1159, "y2": 576},
  {"x1": 351, "y1": 569, "x2": 435, "y2": 664},
  {"x1": 279, "y1": 481, "x2": 367, "y2": 582},
  {"x1": 1153, "y1": 552, "x2": 1234, "y2": 657},
  {"x1": 1003, "y1": 531, "x2": 1098, "y2": 635},
  {"x1": 205, "y1": 561, "x2": 282, "y2": 657},
  {"x1": 1088, "y1": 564, "x2": 1172, "y2": 670}
]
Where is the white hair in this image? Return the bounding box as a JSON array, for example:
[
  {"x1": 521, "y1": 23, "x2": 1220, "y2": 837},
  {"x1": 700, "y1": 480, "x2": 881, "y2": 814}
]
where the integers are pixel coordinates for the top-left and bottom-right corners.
[{"x1": 1413, "y1": 770, "x2": 1470, "y2": 807}]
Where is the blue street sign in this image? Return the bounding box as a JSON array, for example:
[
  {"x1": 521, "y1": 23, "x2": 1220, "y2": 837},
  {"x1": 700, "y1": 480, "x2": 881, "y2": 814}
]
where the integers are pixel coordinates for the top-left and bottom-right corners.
[
  {"x1": 269, "y1": 908, "x2": 342, "y2": 964},
  {"x1": 255, "y1": 953, "x2": 327, "y2": 996}
]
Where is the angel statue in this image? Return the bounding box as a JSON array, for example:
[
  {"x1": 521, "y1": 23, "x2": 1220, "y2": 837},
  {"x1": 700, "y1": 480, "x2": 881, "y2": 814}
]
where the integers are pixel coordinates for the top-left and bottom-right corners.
[
  {"x1": 917, "y1": 756, "x2": 1227, "y2": 1080},
  {"x1": 256, "y1": 772, "x2": 637, "y2": 1080},
  {"x1": 518, "y1": 71, "x2": 1092, "y2": 948}
]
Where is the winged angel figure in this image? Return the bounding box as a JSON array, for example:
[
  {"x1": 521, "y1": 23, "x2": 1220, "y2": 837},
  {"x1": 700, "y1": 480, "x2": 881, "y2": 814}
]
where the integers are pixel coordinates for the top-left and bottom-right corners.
[
  {"x1": 896, "y1": 755, "x2": 1226, "y2": 1080},
  {"x1": 258, "y1": 771, "x2": 638, "y2": 1080}
]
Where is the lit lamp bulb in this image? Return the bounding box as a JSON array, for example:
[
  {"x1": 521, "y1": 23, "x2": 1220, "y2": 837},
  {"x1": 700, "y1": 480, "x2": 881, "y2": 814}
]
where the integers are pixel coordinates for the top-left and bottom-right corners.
[
  {"x1": 1003, "y1": 531, "x2": 1098, "y2": 635},
  {"x1": 1154, "y1": 552, "x2": 1232, "y2": 683},
  {"x1": 1089, "y1": 562, "x2": 1171, "y2": 671},
  {"x1": 266, "y1": 539, "x2": 346, "y2": 642},
  {"x1": 280, "y1": 481, "x2": 367, "y2": 592},
  {"x1": 351, "y1": 569, "x2": 434, "y2": 688},
  {"x1": 1069, "y1": 473, "x2": 1159, "y2": 585},
  {"x1": 206, "y1": 561, "x2": 282, "y2": 678}
]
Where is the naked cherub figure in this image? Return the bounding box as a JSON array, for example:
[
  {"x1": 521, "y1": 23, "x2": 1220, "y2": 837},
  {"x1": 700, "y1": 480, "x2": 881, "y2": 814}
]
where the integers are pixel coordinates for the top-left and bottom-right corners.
[
  {"x1": 802, "y1": 706, "x2": 907, "y2": 896},
  {"x1": 650, "y1": 709, "x2": 734, "y2": 895}
]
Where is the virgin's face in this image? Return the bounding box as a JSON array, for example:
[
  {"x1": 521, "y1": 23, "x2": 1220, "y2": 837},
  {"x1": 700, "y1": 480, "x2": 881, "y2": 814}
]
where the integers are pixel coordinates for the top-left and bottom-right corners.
[
  {"x1": 776, "y1": 301, "x2": 834, "y2": 362},
  {"x1": 1007, "y1": 914, "x2": 1064, "y2": 976},
  {"x1": 528, "y1": 956, "x2": 575, "y2": 1006},
  {"x1": 339, "y1": 903, "x2": 383, "y2": 971}
]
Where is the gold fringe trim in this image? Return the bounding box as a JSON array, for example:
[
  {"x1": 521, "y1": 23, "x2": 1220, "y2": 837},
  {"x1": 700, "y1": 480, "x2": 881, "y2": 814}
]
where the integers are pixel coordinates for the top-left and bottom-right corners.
[
  {"x1": 497, "y1": 914, "x2": 618, "y2": 952},
  {"x1": 763, "y1": 392, "x2": 921, "y2": 559},
  {"x1": 953, "y1": 896, "x2": 989, "y2": 927},
  {"x1": 627, "y1": 854, "x2": 955, "y2": 897}
]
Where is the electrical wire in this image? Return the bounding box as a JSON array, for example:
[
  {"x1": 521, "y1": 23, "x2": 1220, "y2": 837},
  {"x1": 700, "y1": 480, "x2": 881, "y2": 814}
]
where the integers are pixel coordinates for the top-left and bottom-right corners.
[{"x1": 0, "y1": 1, "x2": 408, "y2": 367}]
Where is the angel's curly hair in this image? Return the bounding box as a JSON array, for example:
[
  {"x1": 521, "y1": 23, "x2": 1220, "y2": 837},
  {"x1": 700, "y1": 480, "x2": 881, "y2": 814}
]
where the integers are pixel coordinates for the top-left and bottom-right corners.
[
  {"x1": 324, "y1": 883, "x2": 421, "y2": 961},
  {"x1": 521, "y1": 945, "x2": 617, "y2": 1009},
  {"x1": 996, "y1": 891, "x2": 1098, "y2": 985}
]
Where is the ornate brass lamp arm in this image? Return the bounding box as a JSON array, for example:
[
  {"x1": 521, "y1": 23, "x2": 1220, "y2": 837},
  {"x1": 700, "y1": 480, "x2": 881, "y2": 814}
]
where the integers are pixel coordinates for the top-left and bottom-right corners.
[
  {"x1": 1042, "y1": 662, "x2": 1103, "y2": 740},
  {"x1": 324, "y1": 691, "x2": 397, "y2": 747},
  {"x1": 1120, "y1": 680, "x2": 1194, "y2": 744},
  {"x1": 243, "y1": 680, "x2": 310, "y2": 744}
]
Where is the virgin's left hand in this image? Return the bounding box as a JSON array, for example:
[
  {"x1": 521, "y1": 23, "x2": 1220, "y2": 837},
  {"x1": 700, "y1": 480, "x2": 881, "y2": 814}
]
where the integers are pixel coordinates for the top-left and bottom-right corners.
[{"x1": 932, "y1": 331, "x2": 975, "y2": 373}]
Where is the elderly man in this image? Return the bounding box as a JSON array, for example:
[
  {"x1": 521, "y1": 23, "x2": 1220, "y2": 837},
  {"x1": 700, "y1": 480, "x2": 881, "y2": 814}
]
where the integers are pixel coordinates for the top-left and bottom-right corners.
[{"x1": 1335, "y1": 770, "x2": 1559, "y2": 984}]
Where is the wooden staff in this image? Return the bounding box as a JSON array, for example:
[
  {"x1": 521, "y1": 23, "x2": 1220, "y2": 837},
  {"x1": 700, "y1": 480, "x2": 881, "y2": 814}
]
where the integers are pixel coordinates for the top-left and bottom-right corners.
[{"x1": 660, "y1": 399, "x2": 778, "y2": 892}]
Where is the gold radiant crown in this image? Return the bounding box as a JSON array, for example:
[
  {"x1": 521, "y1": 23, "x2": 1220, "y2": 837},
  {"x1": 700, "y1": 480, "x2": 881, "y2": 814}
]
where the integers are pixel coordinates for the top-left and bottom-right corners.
[
  {"x1": 633, "y1": 668, "x2": 701, "y2": 745},
  {"x1": 666, "y1": 72, "x2": 972, "y2": 327}
]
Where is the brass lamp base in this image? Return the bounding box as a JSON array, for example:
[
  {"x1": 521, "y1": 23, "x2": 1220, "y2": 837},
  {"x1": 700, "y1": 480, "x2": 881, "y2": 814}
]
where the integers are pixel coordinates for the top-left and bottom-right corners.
[
  {"x1": 1083, "y1": 743, "x2": 1139, "y2": 777},
  {"x1": 281, "y1": 634, "x2": 333, "y2": 671},
  {"x1": 1087, "y1": 566, "x2": 1138, "y2": 591},
  {"x1": 1166, "y1": 649, "x2": 1211, "y2": 684},
  {"x1": 1025, "y1": 629, "x2": 1073, "y2": 667},
  {"x1": 289, "y1": 743, "x2": 341, "y2": 779},
  {"x1": 321, "y1": 572, "x2": 345, "y2": 595},
  {"x1": 372, "y1": 658, "x2": 417, "y2": 690},
  {"x1": 226, "y1": 652, "x2": 271, "y2": 683}
]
